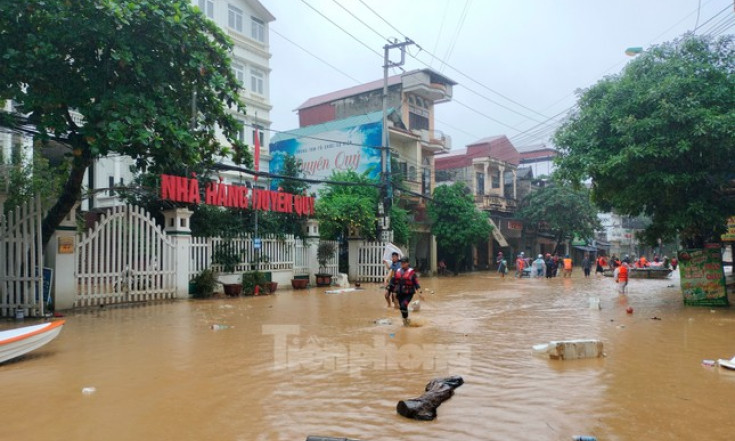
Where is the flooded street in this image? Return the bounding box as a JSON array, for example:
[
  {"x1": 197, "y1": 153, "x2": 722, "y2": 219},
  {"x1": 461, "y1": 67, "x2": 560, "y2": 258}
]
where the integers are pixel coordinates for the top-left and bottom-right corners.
[{"x1": 2, "y1": 272, "x2": 734, "y2": 441}]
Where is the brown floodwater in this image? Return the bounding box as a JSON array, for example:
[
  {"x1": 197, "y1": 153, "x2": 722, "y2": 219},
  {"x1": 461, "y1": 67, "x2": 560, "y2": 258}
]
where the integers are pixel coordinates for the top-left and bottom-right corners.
[{"x1": 2, "y1": 271, "x2": 734, "y2": 441}]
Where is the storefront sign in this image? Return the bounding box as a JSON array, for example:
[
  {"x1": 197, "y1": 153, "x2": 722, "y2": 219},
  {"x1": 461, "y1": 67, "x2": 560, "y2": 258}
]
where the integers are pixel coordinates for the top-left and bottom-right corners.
[
  {"x1": 721, "y1": 216, "x2": 735, "y2": 241},
  {"x1": 160, "y1": 174, "x2": 315, "y2": 216},
  {"x1": 269, "y1": 116, "x2": 382, "y2": 186},
  {"x1": 679, "y1": 244, "x2": 729, "y2": 306},
  {"x1": 58, "y1": 236, "x2": 74, "y2": 254}
]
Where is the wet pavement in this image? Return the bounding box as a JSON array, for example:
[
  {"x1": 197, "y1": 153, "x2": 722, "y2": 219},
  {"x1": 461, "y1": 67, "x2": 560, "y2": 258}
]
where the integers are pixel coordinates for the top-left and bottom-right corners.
[{"x1": 1, "y1": 271, "x2": 734, "y2": 441}]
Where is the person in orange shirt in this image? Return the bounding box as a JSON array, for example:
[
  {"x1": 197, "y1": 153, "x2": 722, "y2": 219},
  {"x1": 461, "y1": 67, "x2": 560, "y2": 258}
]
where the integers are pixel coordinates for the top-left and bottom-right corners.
[
  {"x1": 595, "y1": 255, "x2": 607, "y2": 276},
  {"x1": 562, "y1": 254, "x2": 573, "y2": 277},
  {"x1": 637, "y1": 256, "x2": 649, "y2": 268},
  {"x1": 614, "y1": 260, "x2": 629, "y2": 293},
  {"x1": 515, "y1": 253, "x2": 525, "y2": 278}
]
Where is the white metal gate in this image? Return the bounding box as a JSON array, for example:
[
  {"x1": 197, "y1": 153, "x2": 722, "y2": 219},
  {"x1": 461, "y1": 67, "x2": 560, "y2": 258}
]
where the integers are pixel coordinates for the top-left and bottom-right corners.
[
  {"x1": 356, "y1": 240, "x2": 386, "y2": 282},
  {"x1": 75, "y1": 205, "x2": 176, "y2": 307},
  {"x1": 0, "y1": 197, "x2": 45, "y2": 317}
]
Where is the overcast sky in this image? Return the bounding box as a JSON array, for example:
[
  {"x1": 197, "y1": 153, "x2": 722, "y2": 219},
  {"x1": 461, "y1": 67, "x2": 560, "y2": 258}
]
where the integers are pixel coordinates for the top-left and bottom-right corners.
[{"x1": 262, "y1": 0, "x2": 734, "y2": 151}]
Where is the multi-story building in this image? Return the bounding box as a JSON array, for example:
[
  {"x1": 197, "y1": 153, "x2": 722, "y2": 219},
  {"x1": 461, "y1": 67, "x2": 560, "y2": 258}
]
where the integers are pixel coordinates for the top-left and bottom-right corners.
[
  {"x1": 517, "y1": 143, "x2": 557, "y2": 178},
  {"x1": 84, "y1": 0, "x2": 275, "y2": 210},
  {"x1": 273, "y1": 68, "x2": 457, "y2": 273},
  {"x1": 434, "y1": 135, "x2": 523, "y2": 267}
]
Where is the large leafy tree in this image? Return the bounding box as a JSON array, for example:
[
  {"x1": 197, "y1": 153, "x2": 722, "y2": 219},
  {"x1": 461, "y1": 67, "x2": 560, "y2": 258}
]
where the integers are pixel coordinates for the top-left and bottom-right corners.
[
  {"x1": 554, "y1": 35, "x2": 735, "y2": 248},
  {"x1": 0, "y1": 0, "x2": 249, "y2": 245},
  {"x1": 315, "y1": 170, "x2": 410, "y2": 245},
  {"x1": 516, "y1": 184, "x2": 602, "y2": 253},
  {"x1": 428, "y1": 182, "x2": 493, "y2": 270}
]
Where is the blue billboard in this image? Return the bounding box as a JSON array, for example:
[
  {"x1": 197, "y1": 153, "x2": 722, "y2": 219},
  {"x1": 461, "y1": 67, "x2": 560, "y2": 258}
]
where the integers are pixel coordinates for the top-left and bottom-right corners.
[{"x1": 269, "y1": 111, "x2": 384, "y2": 188}]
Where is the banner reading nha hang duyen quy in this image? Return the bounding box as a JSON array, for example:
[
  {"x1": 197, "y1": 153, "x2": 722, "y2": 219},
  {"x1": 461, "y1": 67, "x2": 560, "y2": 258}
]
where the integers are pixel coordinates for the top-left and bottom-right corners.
[{"x1": 679, "y1": 244, "x2": 729, "y2": 306}]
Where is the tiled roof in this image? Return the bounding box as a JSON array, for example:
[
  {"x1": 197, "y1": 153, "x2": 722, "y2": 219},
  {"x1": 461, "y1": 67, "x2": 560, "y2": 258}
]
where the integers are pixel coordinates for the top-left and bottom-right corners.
[
  {"x1": 296, "y1": 75, "x2": 403, "y2": 110},
  {"x1": 435, "y1": 135, "x2": 521, "y2": 170}
]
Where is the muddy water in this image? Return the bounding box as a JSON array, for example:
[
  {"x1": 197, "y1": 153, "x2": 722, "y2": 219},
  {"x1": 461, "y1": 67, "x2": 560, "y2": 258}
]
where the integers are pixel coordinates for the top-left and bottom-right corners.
[{"x1": 2, "y1": 272, "x2": 734, "y2": 441}]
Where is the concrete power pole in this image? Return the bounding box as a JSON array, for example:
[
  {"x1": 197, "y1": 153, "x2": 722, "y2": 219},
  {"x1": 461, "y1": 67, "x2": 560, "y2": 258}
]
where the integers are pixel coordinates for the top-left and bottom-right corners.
[{"x1": 380, "y1": 38, "x2": 413, "y2": 241}]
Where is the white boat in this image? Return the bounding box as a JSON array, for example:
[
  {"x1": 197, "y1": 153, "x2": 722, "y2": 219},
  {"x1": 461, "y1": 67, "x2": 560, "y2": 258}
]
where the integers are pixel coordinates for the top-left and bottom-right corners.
[
  {"x1": 718, "y1": 357, "x2": 735, "y2": 370},
  {"x1": 0, "y1": 320, "x2": 65, "y2": 364}
]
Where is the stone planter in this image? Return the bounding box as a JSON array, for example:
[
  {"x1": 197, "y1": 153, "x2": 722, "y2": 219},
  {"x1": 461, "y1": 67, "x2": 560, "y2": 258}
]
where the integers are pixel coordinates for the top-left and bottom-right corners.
[
  {"x1": 223, "y1": 283, "x2": 242, "y2": 296},
  {"x1": 291, "y1": 279, "x2": 308, "y2": 289},
  {"x1": 315, "y1": 274, "x2": 333, "y2": 287}
]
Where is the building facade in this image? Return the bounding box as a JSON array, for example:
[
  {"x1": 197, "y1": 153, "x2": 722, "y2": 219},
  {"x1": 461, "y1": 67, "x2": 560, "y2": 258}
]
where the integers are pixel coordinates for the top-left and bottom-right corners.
[
  {"x1": 281, "y1": 68, "x2": 457, "y2": 273},
  {"x1": 434, "y1": 135, "x2": 524, "y2": 268},
  {"x1": 83, "y1": 0, "x2": 275, "y2": 211},
  {"x1": 517, "y1": 143, "x2": 557, "y2": 178}
]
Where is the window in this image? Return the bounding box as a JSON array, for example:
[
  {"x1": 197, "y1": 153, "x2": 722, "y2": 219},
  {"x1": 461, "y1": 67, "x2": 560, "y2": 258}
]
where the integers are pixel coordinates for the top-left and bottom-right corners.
[
  {"x1": 235, "y1": 120, "x2": 246, "y2": 143},
  {"x1": 250, "y1": 68, "x2": 264, "y2": 95},
  {"x1": 422, "y1": 157, "x2": 431, "y2": 195},
  {"x1": 491, "y1": 170, "x2": 501, "y2": 189},
  {"x1": 409, "y1": 112, "x2": 429, "y2": 131},
  {"x1": 232, "y1": 62, "x2": 245, "y2": 85},
  {"x1": 251, "y1": 16, "x2": 265, "y2": 42},
  {"x1": 252, "y1": 125, "x2": 264, "y2": 146},
  {"x1": 108, "y1": 176, "x2": 115, "y2": 196},
  {"x1": 476, "y1": 172, "x2": 485, "y2": 195},
  {"x1": 228, "y1": 4, "x2": 243, "y2": 32},
  {"x1": 398, "y1": 162, "x2": 408, "y2": 179},
  {"x1": 198, "y1": 0, "x2": 214, "y2": 18}
]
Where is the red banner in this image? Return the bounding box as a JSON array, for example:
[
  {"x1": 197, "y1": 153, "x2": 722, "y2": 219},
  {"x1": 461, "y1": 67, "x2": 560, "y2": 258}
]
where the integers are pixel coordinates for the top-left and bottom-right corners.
[{"x1": 160, "y1": 174, "x2": 314, "y2": 216}]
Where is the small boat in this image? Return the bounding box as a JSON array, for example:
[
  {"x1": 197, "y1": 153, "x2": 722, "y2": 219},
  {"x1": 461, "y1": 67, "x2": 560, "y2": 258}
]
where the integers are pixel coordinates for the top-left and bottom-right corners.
[
  {"x1": 0, "y1": 320, "x2": 65, "y2": 364},
  {"x1": 603, "y1": 267, "x2": 673, "y2": 279},
  {"x1": 718, "y1": 357, "x2": 735, "y2": 370}
]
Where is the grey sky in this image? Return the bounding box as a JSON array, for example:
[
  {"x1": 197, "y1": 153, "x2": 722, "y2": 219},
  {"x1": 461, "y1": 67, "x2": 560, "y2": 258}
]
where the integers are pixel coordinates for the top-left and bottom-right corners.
[{"x1": 264, "y1": 0, "x2": 734, "y2": 151}]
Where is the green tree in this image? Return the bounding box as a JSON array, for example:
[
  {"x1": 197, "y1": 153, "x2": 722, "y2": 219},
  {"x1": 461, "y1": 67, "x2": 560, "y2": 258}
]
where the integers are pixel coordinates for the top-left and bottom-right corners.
[
  {"x1": 516, "y1": 184, "x2": 602, "y2": 254},
  {"x1": 274, "y1": 154, "x2": 309, "y2": 196},
  {"x1": 428, "y1": 182, "x2": 493, "y2": 271},
  {"x1": 554, "y1": 35, "x2": 735, "y2": 248},
  {"x1": 0, "y1": 145, "x2": 68, "y2": 215},
  {"x1": 0, "y1": 0, "x2": 248, "y2": 246},
  {"x1": 315, "y1": 170, "x2": 380, "y2": 240}
]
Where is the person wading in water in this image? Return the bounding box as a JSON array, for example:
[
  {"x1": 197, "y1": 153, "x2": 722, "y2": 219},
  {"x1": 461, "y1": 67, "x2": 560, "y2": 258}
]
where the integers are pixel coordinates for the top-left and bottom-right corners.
[{"x1": 393, "y1": 256, "x2": 423, "y2": 326}]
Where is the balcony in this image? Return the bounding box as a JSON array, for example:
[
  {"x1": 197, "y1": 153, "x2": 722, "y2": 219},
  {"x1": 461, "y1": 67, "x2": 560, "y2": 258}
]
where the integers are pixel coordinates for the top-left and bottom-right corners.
[
  {"x1": 402, "y1": 71, "x2": 454, "y2": 103},
  {"x1": 474, "y1": 195, "x2": 518, "y2": 213},
  {"x1": 413, "y1": 128, "x2": 451, "y2": 153}
]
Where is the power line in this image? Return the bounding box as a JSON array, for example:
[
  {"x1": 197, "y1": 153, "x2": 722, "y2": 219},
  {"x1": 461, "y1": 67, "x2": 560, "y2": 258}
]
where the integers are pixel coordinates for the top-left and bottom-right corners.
[
  {"x1": 331, "y1": 0, "x2": 388, "y2": 41},
  {"x1": 297, "y1": 0, "x2": 383, "y2": 59},
  {"x1": 270, "y1": 27, "x2": 362, "y2": 83},
  {"x1": 694, "y1": 3, "x2": 733, "y2": 33}
]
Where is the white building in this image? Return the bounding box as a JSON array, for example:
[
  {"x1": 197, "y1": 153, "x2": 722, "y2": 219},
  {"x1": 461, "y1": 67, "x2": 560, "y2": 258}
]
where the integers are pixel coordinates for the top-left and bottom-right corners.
[{"x1": 84, "y1": 0, "x2": 275, "y2": 210}]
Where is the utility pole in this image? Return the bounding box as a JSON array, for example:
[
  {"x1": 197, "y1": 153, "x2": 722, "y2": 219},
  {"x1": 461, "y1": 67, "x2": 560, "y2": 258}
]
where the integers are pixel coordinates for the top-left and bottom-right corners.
[{"x1": 380, "y1": 38, "x2": 413, "y2": 240}]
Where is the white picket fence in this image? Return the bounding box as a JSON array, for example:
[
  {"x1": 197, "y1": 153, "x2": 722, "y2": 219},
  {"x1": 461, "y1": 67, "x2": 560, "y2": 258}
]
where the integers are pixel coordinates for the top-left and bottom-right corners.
[
  {"x1": 190, "y1": 236, "x2": 339, "y2": 278},
  {"x1": 0, "y1": 197, "x2": 45, "y2": 317},
  {"x1": 356, "y1": 241, "x2": 388, "y2": 282},
  {"x1": 75, "y1": 205, "x2": 176, "y2": 307},
  {"x1": 320, "y1": 240, "x2": 340, "y2": 277},
  {"x1": 293, "y1": 239, "x2": 310, "y2": 276}
]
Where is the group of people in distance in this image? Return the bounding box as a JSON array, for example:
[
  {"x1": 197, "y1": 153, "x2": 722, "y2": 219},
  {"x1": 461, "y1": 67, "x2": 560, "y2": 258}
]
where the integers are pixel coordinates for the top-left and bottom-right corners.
[
  {"x1": 383, "y1": 252, "x2": 424, "y2": 326},
  {"x1": 497, "y1": 251, "x2": 574, "y2": 279}
]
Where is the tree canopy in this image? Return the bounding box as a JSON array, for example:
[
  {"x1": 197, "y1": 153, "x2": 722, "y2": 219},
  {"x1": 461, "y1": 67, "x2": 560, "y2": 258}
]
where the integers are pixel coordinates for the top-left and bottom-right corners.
[
  {"x1": 554, "y1": 35, "x2": 735, "y2": 247},
  {"x1": 0, "y1": 0, "x2": 248, "y2": 244},
  {"x1": 428, "y1": 182, "x2": 493, "y2": 269},
  {"x1": 314, "y1": 170, "x2": 409, "y2": 245},
  {"x1": 516, "y1": 184, "x2": 602, "y2": 253}
]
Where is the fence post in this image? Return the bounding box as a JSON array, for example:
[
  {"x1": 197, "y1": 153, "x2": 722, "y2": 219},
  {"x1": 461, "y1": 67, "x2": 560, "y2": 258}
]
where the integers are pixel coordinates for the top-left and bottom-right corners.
[
  {"x1": 45, "y1": 202, "x2": 78, "y2": 311},
  {"x1": 304, "y1": 219, "x2": 320, "y2": 286},
  {"x1": 163, "y1": 208, "x2": 193, "y2": 299},
  {"x1": 347, "y1": 225, "x2": 362, "y2": 282}
]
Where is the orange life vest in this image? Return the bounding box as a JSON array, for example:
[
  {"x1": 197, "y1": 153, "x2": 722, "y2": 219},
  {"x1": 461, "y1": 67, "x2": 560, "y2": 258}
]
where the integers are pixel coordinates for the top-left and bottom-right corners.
[
  {"x1": 563, "y1": 258, "x2": 572, "y2": 270},
  {"x1": 618, "y1": 265, "x2": 629, "y2": 282},
  {"x1": 395, "y1": 268, "x2": 417, "y2": 295}
]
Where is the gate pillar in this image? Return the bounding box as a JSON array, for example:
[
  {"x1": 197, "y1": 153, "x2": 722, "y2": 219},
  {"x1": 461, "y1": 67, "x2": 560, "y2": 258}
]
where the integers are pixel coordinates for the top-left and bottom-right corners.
[
  {"x1": 46, "y1": 203, "x2": 78, "y2": 311},
  {"x1": 163, "y1": 208, "x2": 193, "y2": 299}
]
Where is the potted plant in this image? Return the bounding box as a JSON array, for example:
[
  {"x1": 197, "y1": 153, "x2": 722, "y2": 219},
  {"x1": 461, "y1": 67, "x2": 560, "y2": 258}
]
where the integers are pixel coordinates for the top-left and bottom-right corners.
[
  {"x1": 213, "y1": 242, "x2": 242, "y2": 295},
  {"x1": 315, "y1": 242, "x2": 336, "y2": 287},
  {"x1": 291, "y1": 275, "x2": 309, "y2": 289},
  {"x1": 191, "y1": 269, "x2": 217, "y2": 299},
  {"x1": 242, "y1": 270, "x2": 269, "y2": 295}
]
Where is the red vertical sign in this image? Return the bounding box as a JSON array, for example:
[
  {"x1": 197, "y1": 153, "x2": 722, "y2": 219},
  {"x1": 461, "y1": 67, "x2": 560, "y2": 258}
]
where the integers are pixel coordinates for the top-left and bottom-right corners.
[{"x1": 253, "y1": 126, "x2": 260, "y2": 181}]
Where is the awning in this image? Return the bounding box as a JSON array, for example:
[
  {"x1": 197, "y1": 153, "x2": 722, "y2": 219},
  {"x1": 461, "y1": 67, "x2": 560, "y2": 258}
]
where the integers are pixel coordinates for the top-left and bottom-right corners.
[
  {"x1": 489, "y1": 218, "x2": 509, "y2": 247},
  {"x1": 573, "y1": 245, "x2": 597, "y2": 252}
]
